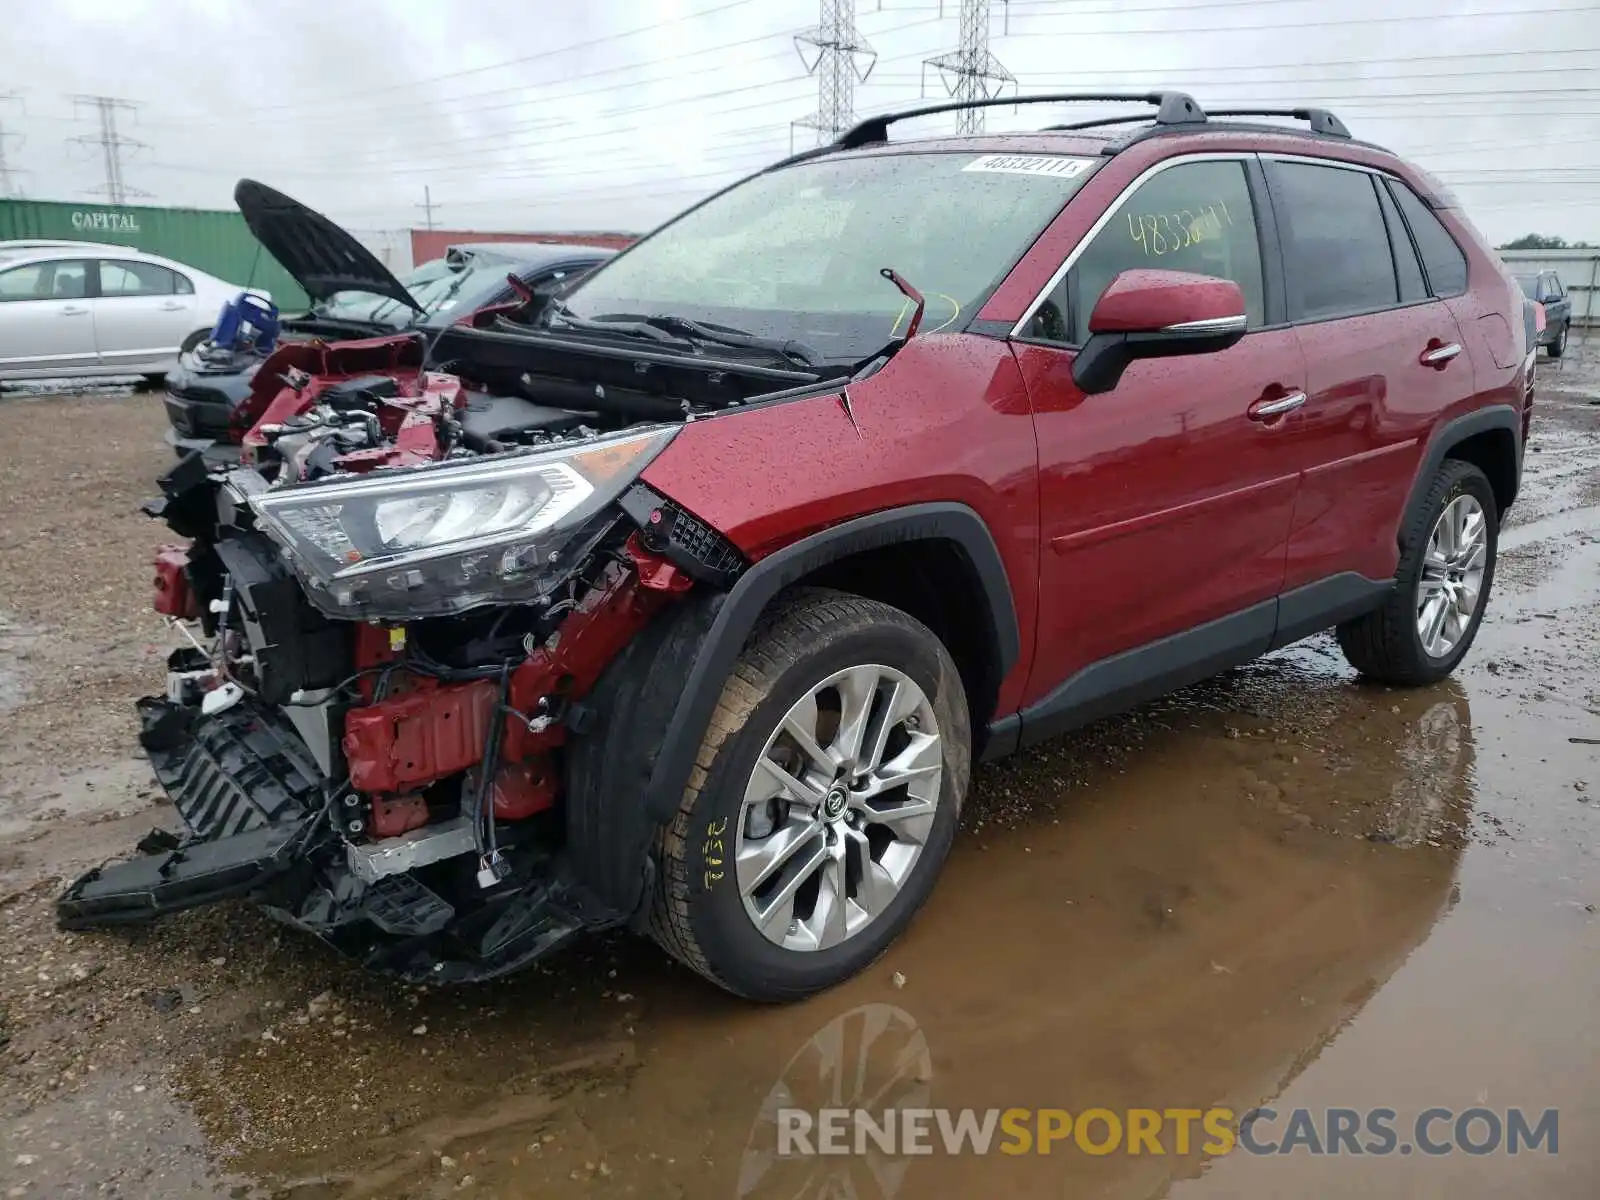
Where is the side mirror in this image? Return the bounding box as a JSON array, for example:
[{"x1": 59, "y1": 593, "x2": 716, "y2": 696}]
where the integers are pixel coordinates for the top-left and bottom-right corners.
[{"x1": 1072, "y1": 269, "x2": 1248, "y2": 395}]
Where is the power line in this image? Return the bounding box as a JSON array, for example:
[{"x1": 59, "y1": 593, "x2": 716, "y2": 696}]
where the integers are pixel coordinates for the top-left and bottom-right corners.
[
  {"x1": 998, "y1": 2, "x2": 1598, "y2": 34},
  {"x1": 240, "y1": 0, "x2": 772, "y2": 115},
  {"x1": 67, "y1": 94, "x2": 149, "y2": 204},
  {"x1": 793, "y1": 0, "x2": 879, "y2": 146},
  {"x1": 923, "y1": 0, "x2": 1014, "y2": 133}
]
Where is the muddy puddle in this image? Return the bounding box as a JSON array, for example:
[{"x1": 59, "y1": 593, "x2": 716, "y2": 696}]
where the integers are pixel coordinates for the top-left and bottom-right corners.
[{"x1": 1, "y1": 373, "x2": 1597, "y2": 1199}]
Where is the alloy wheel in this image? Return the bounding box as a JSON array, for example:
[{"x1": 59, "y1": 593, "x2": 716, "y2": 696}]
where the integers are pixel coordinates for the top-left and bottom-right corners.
[
  {"x1": 735, "y1": 663, "x2": 943, "y2": 953},
  {"x1": 1416, "y1": 493, "x2": 1488, "y2": 658}
]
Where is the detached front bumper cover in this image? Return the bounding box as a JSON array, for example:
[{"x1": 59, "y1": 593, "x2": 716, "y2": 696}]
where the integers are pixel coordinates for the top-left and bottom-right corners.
[{"x1": 57, "y1": 689, "x2": 615, "y2": 983}]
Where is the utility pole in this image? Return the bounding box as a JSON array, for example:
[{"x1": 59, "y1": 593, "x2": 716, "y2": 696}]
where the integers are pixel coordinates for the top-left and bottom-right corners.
[
  {"x1": 67, "y1": 94, "x2": 149, "y2": 204},
  {"x1": 792, "y1": 0, "x2": 877, "y2": 150},
  {"x1": 924, "y1": 0, "x2": 1014, "y2": 134},
  {"x1": 0, "y1": 93, "x2": 26, "y2": 199},
  {"x1": 416, "y1": 185, "x2": 440, "y2": 231}
]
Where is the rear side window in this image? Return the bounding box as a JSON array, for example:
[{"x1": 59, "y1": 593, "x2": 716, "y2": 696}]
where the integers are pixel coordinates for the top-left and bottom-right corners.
[
  {"x1": 99, "y1": 260, "x2": 180, "y2": 297},
  {"x1": 1376, "y1": 183, "x2": 1428, "y2": 304},
  {"x1": 1025, "y1": 159, "x2": 1265, "y2": 345},
  {"x1": 1388, "y1": 181, "x2": 1469, "y2": 297},
  {"x1": 1274, "y1": 162, "x2": 1396, "y2": 321}
]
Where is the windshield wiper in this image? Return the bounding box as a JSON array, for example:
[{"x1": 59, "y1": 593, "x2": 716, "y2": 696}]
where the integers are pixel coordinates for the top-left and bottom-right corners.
[
  {"x1": 629, "y1": 314, "x2": 823, "y2": 369},
  {"x1": 545, "y1": 302, "x2": 821, "y2": 367},
  {"x1": 543, "y1": 300, "x2": 683, "y2": 344}
]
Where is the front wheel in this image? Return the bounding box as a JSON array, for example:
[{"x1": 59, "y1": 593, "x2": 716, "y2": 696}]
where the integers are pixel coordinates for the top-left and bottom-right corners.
[
  {"x1": 647, "y1": 589, "x2": 970, "y2": 1001},
  {"x1": 1337, "y1": 459, "x2": 1497, "y2": 685}
]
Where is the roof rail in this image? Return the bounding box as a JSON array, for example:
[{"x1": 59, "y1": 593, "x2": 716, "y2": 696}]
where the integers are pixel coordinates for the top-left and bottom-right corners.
[
  {"x1": 832, "y1": 91, "x2": 1204, "y2": 150},
  {"x1": 1202, "y1": 107, "x2": 1351, "y2": 138}
]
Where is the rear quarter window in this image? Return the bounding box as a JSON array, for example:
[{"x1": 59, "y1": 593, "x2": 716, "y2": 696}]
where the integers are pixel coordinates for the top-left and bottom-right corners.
[{"x1": 1388, "y1": 180, "x2": 1469, "y2": 298}]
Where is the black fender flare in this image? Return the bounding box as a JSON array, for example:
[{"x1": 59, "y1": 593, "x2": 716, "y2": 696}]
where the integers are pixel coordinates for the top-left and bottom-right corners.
[
  {"x1": 1399, "y1": 404, "x2": 1522, "y2": 541},
  {"x1": 641, "y1": 501, "x2": 1020, "y2": 824}
]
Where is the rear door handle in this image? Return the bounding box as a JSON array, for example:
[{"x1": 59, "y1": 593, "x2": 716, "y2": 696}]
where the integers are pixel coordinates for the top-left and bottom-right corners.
[
  {"x1": 1420, "y1": 342, "x2": 1462, "y2": 367},
  {"x1": 159, "y1": 301, "x2": 186, "y2": 311},
  {"x1": 59, "y1": 305, "x2": 88, "y2": 316},
  {"x1": 1248, "y1": 390, "x2": 1307, "y2": 420}
]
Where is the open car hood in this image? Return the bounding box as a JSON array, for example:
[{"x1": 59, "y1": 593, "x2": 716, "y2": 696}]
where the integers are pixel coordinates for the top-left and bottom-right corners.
[{"x1": 235, "y1": 178, "x2": 423, "y2": 313}]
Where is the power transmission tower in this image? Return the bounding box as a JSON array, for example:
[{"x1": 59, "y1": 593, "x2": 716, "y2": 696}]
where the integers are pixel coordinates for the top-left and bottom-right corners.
[
  {"x1": 792, "y1": 0, "x2": 877, "y2": 149},
  {"x1": 416, "y1": 185, "x2": 440, "y2": 230},
  {"x1": 0, "y1": 93, "x2": 27, "y2": 198},
  {"x1": 68, "y1": 94, "x2": 150, "y2": 204},
  {"x1": 923, "y1": 0, "x2": 1014, "y2": 134}
]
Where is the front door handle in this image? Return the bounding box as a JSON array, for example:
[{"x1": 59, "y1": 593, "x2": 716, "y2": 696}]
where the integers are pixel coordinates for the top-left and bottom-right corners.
[
  {"x1": 1420, "y1": 341, "x2": 1462, "y2": 367},
  {"x1": 1248, "y1": 390, "x2": 1307, "y2": 420}
]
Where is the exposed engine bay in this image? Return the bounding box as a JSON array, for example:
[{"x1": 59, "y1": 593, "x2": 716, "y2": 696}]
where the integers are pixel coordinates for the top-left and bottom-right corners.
[{"x1": 57, "y1": 319, "x2": 781, "y2": 981}]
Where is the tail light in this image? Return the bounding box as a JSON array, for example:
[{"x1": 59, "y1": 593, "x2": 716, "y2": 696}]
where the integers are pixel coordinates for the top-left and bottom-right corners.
[{"x1": 1534, "y1": 302, "x2": 1547, "y2": 335}]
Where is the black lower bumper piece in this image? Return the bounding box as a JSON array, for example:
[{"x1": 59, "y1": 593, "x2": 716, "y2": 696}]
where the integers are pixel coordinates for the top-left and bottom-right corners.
[
  {"x1": 58, "y1": 696, "x2": 326, "y2": 927},
  {"x1": 56, "y1": 695, "x2": 622, "y2": 983}
]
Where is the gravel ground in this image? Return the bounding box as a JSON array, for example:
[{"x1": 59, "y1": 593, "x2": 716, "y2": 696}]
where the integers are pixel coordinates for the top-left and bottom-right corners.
[{"x1": 1, "y1": 351, "x2": 1597, "y2": 1199}]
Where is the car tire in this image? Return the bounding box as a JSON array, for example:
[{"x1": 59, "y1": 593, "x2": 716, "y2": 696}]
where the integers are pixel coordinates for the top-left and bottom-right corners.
[
  {"x1": 181, "y1": 328, "x2": 211, "y2": 355},
  {"x1": 1337, "y1": 459, "x2": 1498, "y2": 686},
  {"x1": 1547, "y1": 322, "x2": 1566, "y2": 359},
  {"x1": 647, "y1": 588, "x2": 970, "y2": 1001}
]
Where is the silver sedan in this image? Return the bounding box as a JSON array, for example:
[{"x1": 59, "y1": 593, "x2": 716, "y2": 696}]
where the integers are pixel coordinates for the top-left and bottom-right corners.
[{"x1": 0, "y1": 243, "x2": 263, "y2": 383}]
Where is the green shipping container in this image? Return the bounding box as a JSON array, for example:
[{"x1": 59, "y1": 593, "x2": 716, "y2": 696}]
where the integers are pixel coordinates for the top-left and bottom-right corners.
[{"x1": 0, "y1": 198, "x2": 309, "y2": 310}]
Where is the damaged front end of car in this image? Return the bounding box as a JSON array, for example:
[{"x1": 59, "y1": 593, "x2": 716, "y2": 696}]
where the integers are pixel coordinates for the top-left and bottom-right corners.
[{"x1": 57, "y1": 320, "x2": 774, "y2": 983}]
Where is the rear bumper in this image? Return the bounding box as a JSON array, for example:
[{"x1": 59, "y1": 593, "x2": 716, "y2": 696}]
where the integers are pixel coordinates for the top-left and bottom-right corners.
[{"x1": 57, "y1": 681, "x2": 610, "y2": 982}]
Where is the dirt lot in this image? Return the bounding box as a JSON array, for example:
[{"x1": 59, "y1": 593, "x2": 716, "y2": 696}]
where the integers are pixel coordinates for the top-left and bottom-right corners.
[{"x1": 1, "y1": 353, "x2": 1597, "y2": 1199}]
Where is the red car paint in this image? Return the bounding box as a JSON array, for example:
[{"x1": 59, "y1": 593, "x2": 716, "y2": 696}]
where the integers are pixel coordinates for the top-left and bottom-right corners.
[
  {"x1": 644, "y1": 126, "x2": 1528, "y2": 714},
  {"x1": 338, "y1": 537, "x2": 689, "y2": 815},
  {"x1": 236, "y1": 333, "x2": 426, "y2": 455},
  {"x1": 162, "y1": 122, "x2": 1524, "y2": 834},
  {"x1": 152, "y1": 546, "x2": 198, "y2": 619}
]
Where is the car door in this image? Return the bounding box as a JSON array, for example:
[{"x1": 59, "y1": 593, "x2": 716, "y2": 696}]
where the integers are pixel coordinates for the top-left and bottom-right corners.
[
  {"x1": 1008, "y1": 155, "x2": 1306, "y2": 722},
  {"x1": 1265, "y1": 157, "x2": 1470, "y2": 604},
  {"x1": 0, "y1": 258, "x2": 97, "y2": 376},
  {"x1": 91, "y1": 259, "x2": 198, "y2": 369}
]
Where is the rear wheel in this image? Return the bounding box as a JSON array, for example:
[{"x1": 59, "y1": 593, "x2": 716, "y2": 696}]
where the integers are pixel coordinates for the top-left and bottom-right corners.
[
  {"x1": 648, "y1": 589, "x2": 970, "y2": 1001},
  {"x1": 1547, "y1": 322, "x2": 1567, "y2": 359},
  {"x1": 181, "y1": 328, "x2": 211, "y2": 354},
  {"x1": 1337, "y1": 460, "x2": 1497, "y2": 685}
]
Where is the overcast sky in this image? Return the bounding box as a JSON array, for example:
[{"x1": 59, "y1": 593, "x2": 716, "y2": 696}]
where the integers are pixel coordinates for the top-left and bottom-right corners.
[{"x1": 4, "y1": 0, "x2": 1597, "y2": 245}]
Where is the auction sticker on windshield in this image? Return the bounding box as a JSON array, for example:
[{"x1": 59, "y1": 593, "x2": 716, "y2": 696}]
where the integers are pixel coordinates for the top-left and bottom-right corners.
[{"x1": 961, "y1": 154, "x2": 1094, "y2": 178}]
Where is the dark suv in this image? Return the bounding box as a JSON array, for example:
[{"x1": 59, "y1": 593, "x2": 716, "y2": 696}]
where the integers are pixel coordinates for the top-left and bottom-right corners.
[
  {"x1": 1514, "y1": 269, "x2": 1572, "y2": 358},
  {"x1": 63, "y1": 94, "x2": 1527, "y2": 1002}
]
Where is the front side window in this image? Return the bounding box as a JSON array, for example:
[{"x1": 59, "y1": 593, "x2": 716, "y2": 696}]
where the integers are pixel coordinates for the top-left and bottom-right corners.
[
  {"x1": 1023, "y1": 159, "x2": 1266, "y2": 345},
  {"x1": 1275, "y1": 162, "x2": 1397, "y2": 321},
  {"x1": 563, "y1": 151, "x2": 1098, "y2": 361},
  {"x1": 0, "y1": 259, "x2": 87, "y2": 301},
  {"x1": 1388, "y1": 180, "x2": 1469, "y2": 297},
  {"x1": 99, "y1": 260, "x2": 179, "y2": 297},
  {"x1": 1542, "y1": 274, "x2": 1565, "y2": 301}
]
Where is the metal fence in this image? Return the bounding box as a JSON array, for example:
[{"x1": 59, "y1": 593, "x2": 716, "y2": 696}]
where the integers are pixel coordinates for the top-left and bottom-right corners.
[{"x1": 1500, "y1": 249, "x2": 1600, "y2": 330}]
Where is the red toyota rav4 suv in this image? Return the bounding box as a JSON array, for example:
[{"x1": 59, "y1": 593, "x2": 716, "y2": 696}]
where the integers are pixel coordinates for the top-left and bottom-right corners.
[{"x1": 63, "y1": 94, "x2": 1527, "y2": 1002}]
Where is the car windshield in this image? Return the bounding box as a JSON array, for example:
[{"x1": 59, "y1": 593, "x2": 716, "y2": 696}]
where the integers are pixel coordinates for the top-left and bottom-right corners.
[
  {"x1": 560, "y1": 150, "x2": 1098, "y2": 362},
  {"x1": 1514, "y1": 274, "x2": 1540, "y2": 300},
  {"x1": 315, "y1": 258, "x2": 462, "y2": 325}
]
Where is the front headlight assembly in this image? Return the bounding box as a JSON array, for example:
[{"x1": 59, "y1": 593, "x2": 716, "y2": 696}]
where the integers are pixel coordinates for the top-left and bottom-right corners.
[{"x1": 250, "y1": 426, "x2": 677, "y2": 619}]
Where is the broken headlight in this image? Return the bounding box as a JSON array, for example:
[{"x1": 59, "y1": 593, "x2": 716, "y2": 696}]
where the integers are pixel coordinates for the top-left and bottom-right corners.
[{"x1": 250, "y1": 427, "x2": 676, "y2": 619}]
